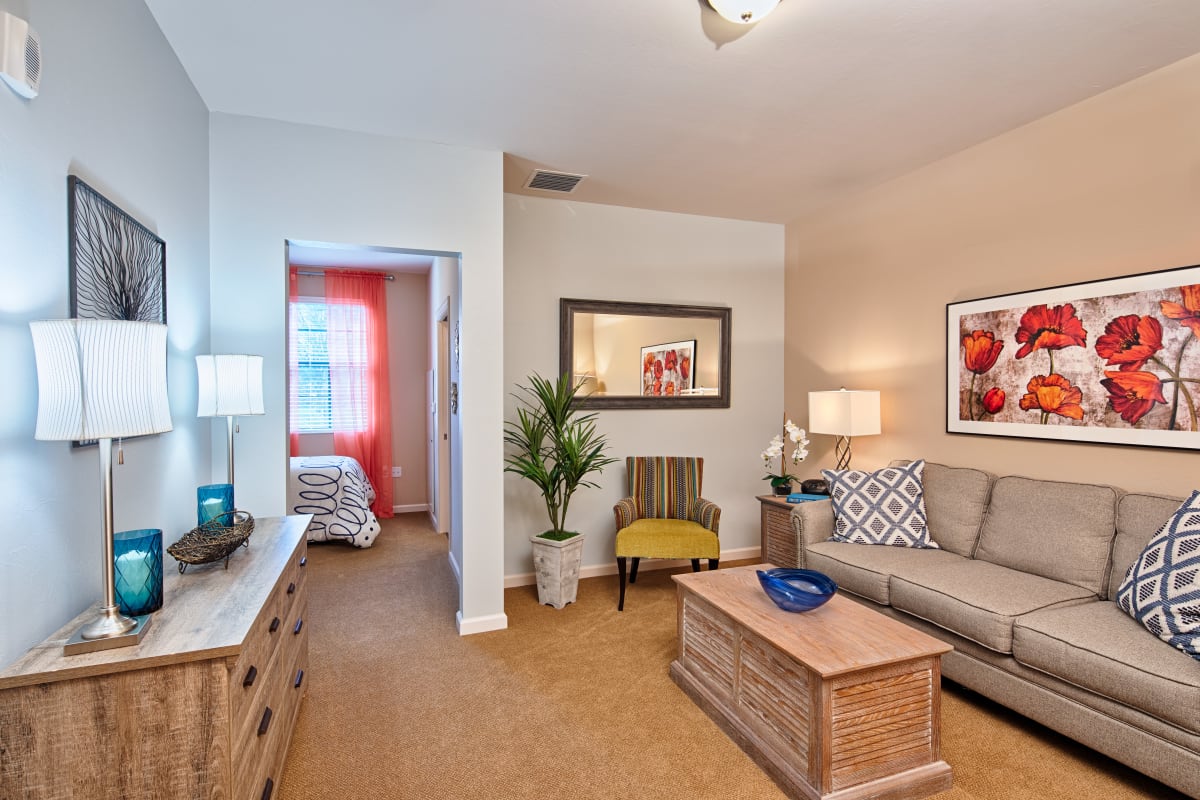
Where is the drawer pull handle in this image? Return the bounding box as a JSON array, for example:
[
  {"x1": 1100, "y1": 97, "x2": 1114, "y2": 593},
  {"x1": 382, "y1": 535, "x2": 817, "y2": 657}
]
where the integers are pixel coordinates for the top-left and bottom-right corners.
[
  {"x1": 258, "y1": 706, "x2": 273, "y2": 736},
  {"x1": 287, "y1": 582, "x2": 296, "y2": 595},
  {"x1": 261, "y1": 777, "x2": 274, "y2": 800},
  {"x1": 269, "y1": 617, "x2": 280, "y2": 633},
  {"x1": 293, "y1": 618, "x2": 304, "y2": 635},
  {"x1": 299, "y1": 556, "x2": 307, "y2": 568},
  {"x1": 294, "y1": 668, "x2": 305, "y2": 688},
  {"x1": 243, "y1": 665, "x2": 258, "y2": 688}
]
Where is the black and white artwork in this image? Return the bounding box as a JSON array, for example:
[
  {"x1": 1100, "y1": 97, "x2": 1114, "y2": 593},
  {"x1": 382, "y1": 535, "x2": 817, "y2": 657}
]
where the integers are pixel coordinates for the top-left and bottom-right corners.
[{"x1": 68, "y1": 175, "x2": 166, "y2": 323}]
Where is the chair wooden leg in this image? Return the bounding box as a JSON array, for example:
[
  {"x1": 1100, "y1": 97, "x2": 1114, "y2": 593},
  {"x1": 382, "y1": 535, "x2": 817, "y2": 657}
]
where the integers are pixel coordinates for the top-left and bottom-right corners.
[
  {"x1": 691, "y1": 559, "x2": 701, "y2": 572},
  {"x1": 709, "y1": 558, "x2": 719, "y2": 571},
  {"x1": 630, "y1": 558, "x2": 640, "y2": 584},
  {"x1": 617, "y1": 557, "x2": 627, "y2": 611}
]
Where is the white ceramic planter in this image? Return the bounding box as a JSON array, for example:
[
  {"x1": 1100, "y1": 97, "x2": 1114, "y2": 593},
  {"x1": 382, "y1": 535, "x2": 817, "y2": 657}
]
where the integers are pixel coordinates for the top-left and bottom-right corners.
[{"x1": 530, "y1": 532, "x2": 585, "y2": 609}]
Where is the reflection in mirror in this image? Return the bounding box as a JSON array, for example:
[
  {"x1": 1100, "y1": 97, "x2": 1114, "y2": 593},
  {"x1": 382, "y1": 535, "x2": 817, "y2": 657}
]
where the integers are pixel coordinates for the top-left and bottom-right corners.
[{"x1": 560, "y1": 299, "x2": 731, "y2": 409}]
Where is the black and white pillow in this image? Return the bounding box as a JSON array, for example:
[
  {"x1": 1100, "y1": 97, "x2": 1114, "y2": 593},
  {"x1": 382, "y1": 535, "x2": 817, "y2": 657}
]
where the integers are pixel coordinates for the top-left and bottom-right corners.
[
  {"x1": 821, "y1": 460, "x2": 937, "y2": 548},
  {"x1": 1117, "y1": 490, "x2": 1200, "y2": 661}
]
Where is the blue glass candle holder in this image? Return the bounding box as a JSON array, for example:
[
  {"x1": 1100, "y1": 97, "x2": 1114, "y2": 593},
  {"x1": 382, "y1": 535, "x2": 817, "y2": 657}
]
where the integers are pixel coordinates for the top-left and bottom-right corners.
[
  {"x1": 197, "y1": 483, "x2": 235, "y2": 527},
  {"x1": 113, "y1": 528, "x2": 164, "y2": 616}
]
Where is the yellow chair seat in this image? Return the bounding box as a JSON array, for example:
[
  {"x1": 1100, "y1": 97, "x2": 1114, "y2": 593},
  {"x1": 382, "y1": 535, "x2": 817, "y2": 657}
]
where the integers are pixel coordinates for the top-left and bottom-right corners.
[{"x1": 615, "y1": 518, "x2": 719, "y2": 560}]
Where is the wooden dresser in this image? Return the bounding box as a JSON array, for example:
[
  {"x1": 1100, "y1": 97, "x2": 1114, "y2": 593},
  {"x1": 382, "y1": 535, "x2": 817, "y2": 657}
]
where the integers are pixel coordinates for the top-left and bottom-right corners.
[{"x1": 0, "y1": 514, "x2": 312, "y2": 800}]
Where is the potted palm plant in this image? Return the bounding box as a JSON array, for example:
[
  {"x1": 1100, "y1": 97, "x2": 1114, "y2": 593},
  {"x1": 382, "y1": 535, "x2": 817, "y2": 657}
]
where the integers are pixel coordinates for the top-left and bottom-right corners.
[{"x1": 504, "y1": 372, "x2": 615, "y2": 609}]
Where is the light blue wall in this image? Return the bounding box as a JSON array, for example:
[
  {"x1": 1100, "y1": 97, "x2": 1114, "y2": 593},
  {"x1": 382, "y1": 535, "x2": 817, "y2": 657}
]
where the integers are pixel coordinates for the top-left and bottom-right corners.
[{"x1": 0, "y1": 0, "x2": 210, "y2": 667}]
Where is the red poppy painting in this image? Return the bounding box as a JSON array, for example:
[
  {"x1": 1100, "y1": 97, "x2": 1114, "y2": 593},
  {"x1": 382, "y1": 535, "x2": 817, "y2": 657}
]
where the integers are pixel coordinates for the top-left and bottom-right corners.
[
  {"x1": 947, "y1": 265, "x2": 1200, "y2": 451},
  {"x1": 640, "y1": 339, "x2": 696, "y2": 397}
]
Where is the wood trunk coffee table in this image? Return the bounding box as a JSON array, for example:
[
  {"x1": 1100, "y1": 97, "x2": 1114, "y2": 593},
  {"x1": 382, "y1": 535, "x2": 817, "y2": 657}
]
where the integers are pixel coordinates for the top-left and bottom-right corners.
[{"x1": 670, "y1": 564, "x2": 952, "y2": 800}]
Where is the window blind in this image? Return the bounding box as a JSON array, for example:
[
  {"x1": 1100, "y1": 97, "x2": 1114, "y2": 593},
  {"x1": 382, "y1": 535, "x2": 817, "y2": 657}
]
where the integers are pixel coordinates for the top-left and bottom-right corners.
[{"x1": 288, "y1": 300, "x2": 368, "y2": 433}]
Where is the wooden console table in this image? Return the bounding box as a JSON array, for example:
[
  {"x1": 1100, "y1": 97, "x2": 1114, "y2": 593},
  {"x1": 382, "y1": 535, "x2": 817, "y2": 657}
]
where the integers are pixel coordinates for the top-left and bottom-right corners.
[
  {"x1": 0, "y1": 515, "x2": 312, "y2": 800},
  {"x1": 671, "y1": 565, "x2": 953, "y2": 800}
]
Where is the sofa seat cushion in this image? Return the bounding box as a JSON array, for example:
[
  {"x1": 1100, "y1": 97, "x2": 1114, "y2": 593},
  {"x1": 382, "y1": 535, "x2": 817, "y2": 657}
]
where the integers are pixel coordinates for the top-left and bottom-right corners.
[
  {"x1": 806, "y1": 541, "x2": 967, "y2": 605},
  {"x1": 890, "y1": 560, "x2": 1095, "y2": 653},
  {"x1": 1013, "y1": 601, "x2": 1200, "y2": 735}
]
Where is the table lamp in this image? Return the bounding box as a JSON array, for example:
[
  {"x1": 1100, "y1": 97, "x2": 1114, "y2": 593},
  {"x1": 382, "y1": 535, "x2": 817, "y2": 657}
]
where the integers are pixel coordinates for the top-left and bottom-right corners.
[
  {"x1": 808, "y1": 388, "x2": 881, "y2": 471},
  {"x1": 30, "y1": 319, "x2": 173, "y2": 654},
  {"x1": 196, "y1": 355, "x2": 264, "y2": 517}
]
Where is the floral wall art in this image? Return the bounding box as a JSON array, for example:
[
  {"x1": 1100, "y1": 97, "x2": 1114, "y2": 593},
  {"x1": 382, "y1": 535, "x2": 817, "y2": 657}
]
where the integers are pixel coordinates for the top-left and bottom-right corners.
[
  {"x1": 946, "y1": 265, "x2": 1200, "y2": 451},
  {"x1": 640, "y1": 339, "x2": 695, "y2": 397}
]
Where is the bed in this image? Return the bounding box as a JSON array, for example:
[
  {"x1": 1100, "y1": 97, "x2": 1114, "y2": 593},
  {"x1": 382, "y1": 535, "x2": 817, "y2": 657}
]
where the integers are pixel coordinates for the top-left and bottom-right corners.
[{"x1": 288, "y1": 456, "x2": 382, "y2": 548}]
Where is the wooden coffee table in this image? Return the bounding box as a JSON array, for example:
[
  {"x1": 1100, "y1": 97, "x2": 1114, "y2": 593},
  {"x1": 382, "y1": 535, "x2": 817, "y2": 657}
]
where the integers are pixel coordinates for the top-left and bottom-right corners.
[{"x1": 671, "y1": 564, "x2": 952, "y2": 800}]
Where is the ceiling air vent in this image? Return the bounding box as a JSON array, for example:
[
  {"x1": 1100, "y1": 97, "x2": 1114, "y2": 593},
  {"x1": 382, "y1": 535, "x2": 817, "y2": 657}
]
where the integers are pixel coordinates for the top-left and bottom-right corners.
[{"x1": 523, "y1": 170, "x2": 587, "y2": 194}]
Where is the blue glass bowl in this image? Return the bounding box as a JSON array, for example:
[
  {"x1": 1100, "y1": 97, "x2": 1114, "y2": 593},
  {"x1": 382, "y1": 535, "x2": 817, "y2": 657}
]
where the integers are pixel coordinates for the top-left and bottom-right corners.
[{"x1": 756, "y1": 568, "x2": 837, "y2": 613}]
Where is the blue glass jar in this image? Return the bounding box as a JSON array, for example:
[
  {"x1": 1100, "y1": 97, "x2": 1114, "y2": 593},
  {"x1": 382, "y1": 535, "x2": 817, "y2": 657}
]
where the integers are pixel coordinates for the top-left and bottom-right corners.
[
  {"x1": 197, "y1": 483, "x2": 235, "y2": 527},
  {"x1": 113, "y1": 528, "x2": 164, "y2": 616}
]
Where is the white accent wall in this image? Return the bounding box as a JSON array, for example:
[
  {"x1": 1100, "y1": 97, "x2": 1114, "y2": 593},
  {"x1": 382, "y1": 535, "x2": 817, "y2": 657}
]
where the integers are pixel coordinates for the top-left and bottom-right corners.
[
  {"x1": 208, "y1": 114, "x2": 506, "y2": 632},
  {"x1": 503, "y1": 195, "x2": 785, "y2": 581},
  {"x1": 0, "y1": 0, "x2": 210, "y2": 667}
]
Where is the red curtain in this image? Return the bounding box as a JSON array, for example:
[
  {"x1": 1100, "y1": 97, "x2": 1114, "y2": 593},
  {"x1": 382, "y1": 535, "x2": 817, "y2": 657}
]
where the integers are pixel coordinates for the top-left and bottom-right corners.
[
  {"x1": 325, "y1": 270, "x2": 394, "y2": 518},
  {"x1": 288, "y1": 267, "x2": 301, "y2": 457}
]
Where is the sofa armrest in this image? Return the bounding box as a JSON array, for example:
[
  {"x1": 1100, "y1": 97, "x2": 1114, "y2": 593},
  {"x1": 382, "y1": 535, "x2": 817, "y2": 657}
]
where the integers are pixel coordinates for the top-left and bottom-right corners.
[
  {"x1": 692, "y1": 498, "x2": 721, "y2": 535},
  {"x1": 613, "y1": 497, "x2": 638, "y2": 531},
  {"x1": 790, "y1": 500, "x2": 834, "y2": 568}
]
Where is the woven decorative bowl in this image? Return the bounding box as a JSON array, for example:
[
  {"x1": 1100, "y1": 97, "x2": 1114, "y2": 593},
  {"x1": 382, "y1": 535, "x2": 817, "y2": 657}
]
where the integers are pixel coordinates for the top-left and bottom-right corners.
[
  {"x1": 757, "y1": 568, "x2": 837, "y2": 613},
  {"x1": 167, "y1": 511, "x2": 255, "y2": 573}
]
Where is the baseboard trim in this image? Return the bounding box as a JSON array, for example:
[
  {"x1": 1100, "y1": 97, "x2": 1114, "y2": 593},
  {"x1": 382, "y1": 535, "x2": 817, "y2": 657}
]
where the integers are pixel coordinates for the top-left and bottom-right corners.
[
  {"x1": 456, "y1": 611, "x2": 508, "y2": 635},
  {"x1": 503, "y1": 545, "x2": 761, "y2": 589},
  {"x1": 393, "y1": 503, "x2": 429, "y2": 514}
]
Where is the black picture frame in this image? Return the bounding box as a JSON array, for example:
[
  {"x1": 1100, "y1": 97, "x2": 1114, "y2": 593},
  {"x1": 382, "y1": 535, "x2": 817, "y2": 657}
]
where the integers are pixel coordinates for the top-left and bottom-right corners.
[{"x1": 68, "y1": 175, "x2": 166, "y2": 324}]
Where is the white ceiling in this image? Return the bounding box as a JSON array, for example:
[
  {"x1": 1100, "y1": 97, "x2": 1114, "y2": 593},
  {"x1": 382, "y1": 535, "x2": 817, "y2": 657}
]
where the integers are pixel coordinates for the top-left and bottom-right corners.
[
  {"x1": 288, "y1": 242, "x2": 434, "y2": 273},
  {"x1": 145, "y1": 0, "x2": 1200, "y2": 224}
]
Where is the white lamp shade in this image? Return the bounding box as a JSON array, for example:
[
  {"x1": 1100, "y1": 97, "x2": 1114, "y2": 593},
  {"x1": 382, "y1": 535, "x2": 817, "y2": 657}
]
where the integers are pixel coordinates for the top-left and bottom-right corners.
[
  {"x1": 196, "y1": 354, "x2": 264, "y2": 417},
  {"x1": 30, "y1": 319, "x2": 173, "y2": 441},
  {"x1": 709, "y1": 0, "x2": 780, "y2": 24},
  {"x1": 808, "y1": 389, "x2": 881, "y2": 437}
]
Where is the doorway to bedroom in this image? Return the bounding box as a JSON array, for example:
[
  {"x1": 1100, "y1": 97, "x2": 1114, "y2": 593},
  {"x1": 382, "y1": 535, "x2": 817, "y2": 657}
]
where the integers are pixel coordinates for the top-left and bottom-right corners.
[{"x1": 283, "y1": 239, "x2": 459, "y2": 565}]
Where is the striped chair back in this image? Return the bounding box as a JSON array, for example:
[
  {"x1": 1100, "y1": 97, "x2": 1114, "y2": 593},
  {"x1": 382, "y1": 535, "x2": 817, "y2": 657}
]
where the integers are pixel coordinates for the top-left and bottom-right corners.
[{"x1": 626, "y1": 456, "x2": 704, "y2": 521}]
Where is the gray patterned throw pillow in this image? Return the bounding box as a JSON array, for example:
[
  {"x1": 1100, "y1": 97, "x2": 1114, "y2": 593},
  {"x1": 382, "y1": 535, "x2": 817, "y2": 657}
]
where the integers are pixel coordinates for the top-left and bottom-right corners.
[
  {"x1": 1116, "y1": 490, "x2": 1200, "y2": 660},
  {"x1": 821, "y1": 460, "x2": 937, "y2": 548}
]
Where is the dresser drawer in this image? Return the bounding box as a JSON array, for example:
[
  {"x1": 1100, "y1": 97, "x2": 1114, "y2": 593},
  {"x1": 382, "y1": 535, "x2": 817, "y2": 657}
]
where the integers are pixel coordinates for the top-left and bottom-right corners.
[
  {"x1": 234, "y1": 597, "x2": 308, "y2": 800},
  {"x1": 230, "y1": 540, "x2": 308, "y2": 726}
]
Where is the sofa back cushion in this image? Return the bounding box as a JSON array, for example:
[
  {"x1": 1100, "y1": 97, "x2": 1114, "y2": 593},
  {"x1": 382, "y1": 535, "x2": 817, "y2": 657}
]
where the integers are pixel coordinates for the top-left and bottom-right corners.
[
  {"x1": 1108, "y1": 491, "x2": 1185, "y2": 600},
  {"x1": 975, "y1": 476, "x2": 1118, "y2": 595},
  {"x1": 888, "y1": 460, "x2": 993, "y2": 556}
]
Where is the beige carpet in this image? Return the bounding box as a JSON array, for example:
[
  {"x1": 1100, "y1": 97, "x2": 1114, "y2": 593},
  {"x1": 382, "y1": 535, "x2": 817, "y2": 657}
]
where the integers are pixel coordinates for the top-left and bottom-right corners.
[{"x1": 279, "y1": 515, "x2": 1185, "y2": 799}]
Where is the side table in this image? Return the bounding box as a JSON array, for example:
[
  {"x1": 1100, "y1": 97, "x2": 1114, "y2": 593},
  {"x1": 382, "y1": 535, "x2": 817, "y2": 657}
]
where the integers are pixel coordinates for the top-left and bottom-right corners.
[{"x1": 758, "y1": 494, "x2": 799, "y2": 568}]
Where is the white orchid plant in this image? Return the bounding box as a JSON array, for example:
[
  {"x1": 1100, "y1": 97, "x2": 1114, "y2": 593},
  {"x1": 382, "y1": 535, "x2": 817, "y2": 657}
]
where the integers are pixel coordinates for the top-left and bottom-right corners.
[{"x1": 761, "y1": 419, "x2": 810, "y2": 490}]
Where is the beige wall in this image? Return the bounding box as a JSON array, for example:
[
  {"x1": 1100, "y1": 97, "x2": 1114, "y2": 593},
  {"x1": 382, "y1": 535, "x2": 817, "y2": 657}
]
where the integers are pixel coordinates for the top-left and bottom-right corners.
[
  {"x1": 505, "y1": 194, "x2": 785, "y2": 579},
  {"x1": 785, "y1": 53, "x2": 1200, "y2": 497},
  {"x1": 289, "y1": 270, "x2": 431, "y2": 507}
]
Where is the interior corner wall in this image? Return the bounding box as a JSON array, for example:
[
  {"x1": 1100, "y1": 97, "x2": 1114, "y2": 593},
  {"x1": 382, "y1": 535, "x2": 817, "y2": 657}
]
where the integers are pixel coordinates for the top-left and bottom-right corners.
[
  {"x1": 784, "y1": 53, "x2": 1200, "y2": 496},
  {"x1": 0, "y1": 0, "x2": 210, "y2": 667},
  {"x1": 503, "y1": 194, "x2": 785, "y2": 581},
  {"x1": 208, "y1": 114, "x2": 505, "y2": 631},
  {"x1": 386, "y1": 272, "x2": 430, "y2": 507}
]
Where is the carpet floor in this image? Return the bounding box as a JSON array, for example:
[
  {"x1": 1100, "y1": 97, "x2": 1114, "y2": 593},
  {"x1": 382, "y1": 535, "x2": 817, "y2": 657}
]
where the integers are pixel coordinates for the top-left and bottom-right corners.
[{"x1": 278, "y1": 514, "x2": 1185, "y2": 800}]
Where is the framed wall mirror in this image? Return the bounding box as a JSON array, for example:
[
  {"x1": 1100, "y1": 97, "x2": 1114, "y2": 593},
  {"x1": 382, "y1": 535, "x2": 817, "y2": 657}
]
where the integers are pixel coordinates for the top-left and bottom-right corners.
[{"x1": 559, "y1": 298, "x2": 731, "y2": 409}]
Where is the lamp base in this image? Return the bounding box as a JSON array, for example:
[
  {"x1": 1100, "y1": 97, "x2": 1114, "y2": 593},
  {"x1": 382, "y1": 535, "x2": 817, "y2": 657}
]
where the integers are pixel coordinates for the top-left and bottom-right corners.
[{"x1": 63, "y1": 607, "x2": 151, "y2": 655}]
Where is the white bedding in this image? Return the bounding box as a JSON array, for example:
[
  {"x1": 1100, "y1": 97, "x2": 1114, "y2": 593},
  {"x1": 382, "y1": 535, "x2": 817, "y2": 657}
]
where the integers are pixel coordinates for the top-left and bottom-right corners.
[{"x1": 288, "y1": 456, "x2": 382, "y2": 548}]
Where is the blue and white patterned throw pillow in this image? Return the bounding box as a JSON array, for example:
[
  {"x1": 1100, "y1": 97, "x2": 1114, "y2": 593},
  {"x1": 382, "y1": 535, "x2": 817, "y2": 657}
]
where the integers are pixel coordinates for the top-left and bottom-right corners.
[
  {"x1": 821, "y1": 460, "x2": 937, "y2": 548},
  {"x1": 1117, "y1": 490, "x2": 1200, "y2": 661}
]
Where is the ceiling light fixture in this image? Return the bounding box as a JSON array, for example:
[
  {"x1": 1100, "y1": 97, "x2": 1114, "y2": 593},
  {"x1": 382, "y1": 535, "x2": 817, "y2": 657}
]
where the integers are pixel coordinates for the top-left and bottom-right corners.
[{"x1": 708, "y1": 0, "x2": 781, "y2": 24}]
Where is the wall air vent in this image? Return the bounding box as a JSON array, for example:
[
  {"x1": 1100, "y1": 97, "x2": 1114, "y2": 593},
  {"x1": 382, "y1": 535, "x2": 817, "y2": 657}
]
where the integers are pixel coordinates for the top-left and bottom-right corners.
[{"x1": 523, "y1": 170, "x2": 587, "y2": 194}]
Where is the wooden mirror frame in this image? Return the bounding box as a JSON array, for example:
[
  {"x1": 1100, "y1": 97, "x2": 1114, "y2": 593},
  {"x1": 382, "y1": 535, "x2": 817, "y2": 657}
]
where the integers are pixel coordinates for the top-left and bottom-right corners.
[{"x1": 559, "y1": 298, "x2": 732, "y2": 409}]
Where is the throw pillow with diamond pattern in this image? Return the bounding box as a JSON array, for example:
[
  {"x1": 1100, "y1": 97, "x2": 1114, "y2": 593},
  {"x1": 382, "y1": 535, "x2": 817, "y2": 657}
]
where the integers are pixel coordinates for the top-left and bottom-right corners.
[
  {"x1": 821, "y1": 460, "x2": 937, "y2": 548},
  {"x1": 1116, "y1": 490, "x2": 1200, "y2": 661}
]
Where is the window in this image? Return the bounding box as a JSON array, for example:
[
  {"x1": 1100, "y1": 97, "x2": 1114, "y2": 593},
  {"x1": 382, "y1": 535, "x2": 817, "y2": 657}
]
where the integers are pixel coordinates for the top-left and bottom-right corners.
[{"x1": 288, "y1": 300, "x2": 368, "y2": 433}]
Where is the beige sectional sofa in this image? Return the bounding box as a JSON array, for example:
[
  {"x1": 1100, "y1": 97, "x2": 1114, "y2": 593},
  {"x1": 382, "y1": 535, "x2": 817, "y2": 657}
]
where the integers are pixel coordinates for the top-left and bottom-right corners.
[{"x1": 788, "y1": 461, "x2": 1199, "y2": 797}]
